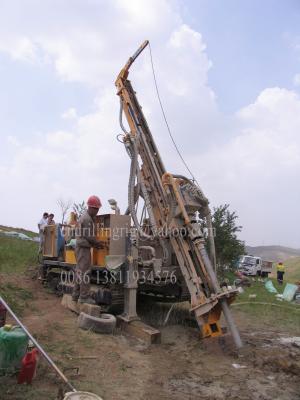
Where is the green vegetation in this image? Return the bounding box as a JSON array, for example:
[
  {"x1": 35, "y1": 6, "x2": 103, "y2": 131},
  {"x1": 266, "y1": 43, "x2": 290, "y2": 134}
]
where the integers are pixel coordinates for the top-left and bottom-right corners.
[
  {"x1": 0, "y1": 282, "x2": 33, "y2": 316},
  {"x1": 231, "y1": 278, "x2": 300, "y2": 333},
  {"x1": 207, "y1": 204, "x2": 245, "y2": 272},
  {"x1": 0, "y1": 234, "x2": 38, "y2": 314},
  {"x1": 0, "y1": 236, "x2": 38, "y2": 274}
]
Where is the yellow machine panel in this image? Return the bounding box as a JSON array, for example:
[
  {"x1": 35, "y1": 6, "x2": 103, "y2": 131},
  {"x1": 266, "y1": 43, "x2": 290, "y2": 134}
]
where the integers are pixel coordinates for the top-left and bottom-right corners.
[
  {"x1": 43, "y1": 213, "x2": 130, "y2": 269},
  {"x1": 65, "y1": 249, "x2": 76, "y2": 264},
  {"x1": 92, "y1": 228, "x2": 110, "y2": 267},
  {"x1": 91, "y1": 214, "x2": 130, "y2": 267}
]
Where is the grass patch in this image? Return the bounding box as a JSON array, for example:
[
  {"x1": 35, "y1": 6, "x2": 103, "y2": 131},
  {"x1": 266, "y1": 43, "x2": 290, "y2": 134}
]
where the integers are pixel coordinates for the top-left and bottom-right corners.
[
  {"x1": 43, "y1": 339, "x2": 75, "y2": 359},
  {"x1": 281, "y1": 256, "x2": 300, "y2": 282},
  {"x1": 233, "y1": 278, "x2": 300, "y2": 332},
  {"x1": 0, "y1": 237, "x2": 38, "y2": 274},
  {"x1": 138, "y1": 275, "x2": 300, "y2": 334},
  {"x1": 77, "y1": 330, "x2": 99, "y2": 349},
  {"x1": 0, "y1": 283, "x2": 34, "y2": 316},
  {"x1": 0, "y1": 236, "x2": 37, "y2": 315}
]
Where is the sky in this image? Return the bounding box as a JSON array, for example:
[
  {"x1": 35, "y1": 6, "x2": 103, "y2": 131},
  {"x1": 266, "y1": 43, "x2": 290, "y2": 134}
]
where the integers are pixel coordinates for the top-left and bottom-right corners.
[{"x1": 0, "y1": 0, "x2": 299, "y2": 248}]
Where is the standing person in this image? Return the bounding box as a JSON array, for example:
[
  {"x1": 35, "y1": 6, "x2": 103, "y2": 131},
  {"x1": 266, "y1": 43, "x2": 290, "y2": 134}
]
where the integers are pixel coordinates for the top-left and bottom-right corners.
[
  {"x1": 72, "y1": 196, "x2": 103, "y2": 304},
  {"x1": 47, "y1": 213, "x2": 55, "y2": 225},
  {"x1": 38, "y1": 212, "x2": 48, "y2": 254},
  {"x1": 276, "y1": 262, "x2": 285, "y2": 285}
]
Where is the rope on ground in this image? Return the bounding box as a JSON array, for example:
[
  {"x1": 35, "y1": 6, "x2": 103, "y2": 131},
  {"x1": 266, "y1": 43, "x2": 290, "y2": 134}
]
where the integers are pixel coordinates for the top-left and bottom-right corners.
[{"x1": 232, "y1": 301, "x2": 300, "y2": 311}]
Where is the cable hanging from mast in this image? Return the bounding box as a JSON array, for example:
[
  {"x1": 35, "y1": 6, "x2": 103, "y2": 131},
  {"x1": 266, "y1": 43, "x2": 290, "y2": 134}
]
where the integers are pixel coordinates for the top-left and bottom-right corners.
[{"x1": 148, "y1": 42, "x2": 199, "y2": 186}]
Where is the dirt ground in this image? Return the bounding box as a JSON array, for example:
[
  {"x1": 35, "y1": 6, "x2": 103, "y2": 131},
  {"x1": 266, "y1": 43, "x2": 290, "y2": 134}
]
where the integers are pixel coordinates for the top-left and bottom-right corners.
[{"x1": 1, "y1": 273, "x2": 300, "y2": 400}]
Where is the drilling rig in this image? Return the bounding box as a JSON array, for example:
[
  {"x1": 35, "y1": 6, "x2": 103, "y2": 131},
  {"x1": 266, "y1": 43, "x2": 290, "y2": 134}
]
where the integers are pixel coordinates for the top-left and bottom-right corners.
[
  {"x1": 114, "y1": 41, "x2": 242, "y2": 348},
  {"x1": 41, "y1": 41, "x2": 242, "y2": 349}
]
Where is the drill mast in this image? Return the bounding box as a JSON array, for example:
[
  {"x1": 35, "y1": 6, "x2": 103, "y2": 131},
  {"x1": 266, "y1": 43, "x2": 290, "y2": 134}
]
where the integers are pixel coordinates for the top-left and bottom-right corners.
[{"x1": 115, "y1": 41, "x2": 242, "y2": 348}]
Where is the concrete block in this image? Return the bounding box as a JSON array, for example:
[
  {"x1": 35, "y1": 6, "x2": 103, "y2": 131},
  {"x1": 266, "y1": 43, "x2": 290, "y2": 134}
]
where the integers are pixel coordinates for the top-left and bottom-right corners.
[
  {"x1": 117, "y1": 316, "x2": 161, "y2": 345},
  {"x1": 61, "y1": 294, "x2": 79, "y2": 314}
]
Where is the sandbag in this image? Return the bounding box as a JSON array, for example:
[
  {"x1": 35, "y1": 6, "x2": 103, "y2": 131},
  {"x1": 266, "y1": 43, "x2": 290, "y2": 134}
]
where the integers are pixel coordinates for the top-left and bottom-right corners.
[
  {"x1": 265, "y1": 280, "x2": 278, "y2": 293},
  {"x1": 282, "y1": 283, "x2": 298, "y2": 302}
]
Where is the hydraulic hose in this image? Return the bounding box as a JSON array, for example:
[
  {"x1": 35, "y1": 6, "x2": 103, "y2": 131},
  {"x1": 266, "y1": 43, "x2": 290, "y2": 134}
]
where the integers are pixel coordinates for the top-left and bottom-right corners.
[
  {"x1": 172, "y1": 174, "x2": 208, "y2": 203},
  {"x1": 127, "y1": 140, "x2": 153, "y2": 240},
  {"x1": 173, "y1": 173, "x2": 216, "y2": 269},
  {"x1": 119, "y1": 98, "x2": 168, "y2": 260},
  {"x1": 206, "y1": 212, "x2": 217, "y2": 272},
  {"x1": 127, "y1": 139, "x2": 169, "y2": 261},
  {"x1": 119, "y1": 95, "x2": 156, "y2": 238},
  {"x1": 119, "y1": 98, "x2": 129, "y2": 135}
]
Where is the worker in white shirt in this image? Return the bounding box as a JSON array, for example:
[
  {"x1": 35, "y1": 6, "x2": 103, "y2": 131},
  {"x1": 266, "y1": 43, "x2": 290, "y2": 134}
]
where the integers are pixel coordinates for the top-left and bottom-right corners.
[
  {"x1": 47, "y1": 213, "x2": 55, "y2": 225},
  {"x1": 38, "y1": 212, "x2": 48, "y2": 254}
]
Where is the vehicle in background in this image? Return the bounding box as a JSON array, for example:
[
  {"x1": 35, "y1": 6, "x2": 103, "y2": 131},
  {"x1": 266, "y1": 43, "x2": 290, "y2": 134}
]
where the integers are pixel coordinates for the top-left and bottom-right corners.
[{"x1": 237, "y1": 255, "x2": 273, "y2": 277}]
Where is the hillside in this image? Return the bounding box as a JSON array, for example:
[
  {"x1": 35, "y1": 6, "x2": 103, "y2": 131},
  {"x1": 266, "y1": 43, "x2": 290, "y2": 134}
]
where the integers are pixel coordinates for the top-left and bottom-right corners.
[
  {"x1": 283, "y1": 256, "x2": 300, "y2": 282},
  {"x1": 246, "y1": 245, "x2": 300, "y2": 262},
  {"x1": 0, "y1": 224, "x2": 38, "y2": 238}
]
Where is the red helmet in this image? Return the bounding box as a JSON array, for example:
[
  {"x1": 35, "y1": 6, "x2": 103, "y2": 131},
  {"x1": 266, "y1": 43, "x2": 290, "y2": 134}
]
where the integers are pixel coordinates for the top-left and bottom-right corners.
[{"x1": 87, "y1": 195, "x2": 102, "y2": 209}]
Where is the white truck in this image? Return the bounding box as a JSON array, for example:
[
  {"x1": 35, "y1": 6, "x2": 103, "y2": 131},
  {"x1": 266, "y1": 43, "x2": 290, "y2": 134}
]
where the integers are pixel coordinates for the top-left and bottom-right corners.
[{"x1": 237, "y1": 255, "x2": 273, "y2": 277}]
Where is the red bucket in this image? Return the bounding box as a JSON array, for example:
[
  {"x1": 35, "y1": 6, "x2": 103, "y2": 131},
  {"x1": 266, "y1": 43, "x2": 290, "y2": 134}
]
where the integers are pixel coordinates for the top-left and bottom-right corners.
[{"x1": 0, "y1": 302, "x2": 7, "y2": 327}]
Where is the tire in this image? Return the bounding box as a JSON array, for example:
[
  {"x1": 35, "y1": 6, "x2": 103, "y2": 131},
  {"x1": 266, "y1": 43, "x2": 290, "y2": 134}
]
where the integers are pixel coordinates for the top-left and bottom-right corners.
[{"x1": 77, "y1": 312, "x2": 116, "y2": 334}]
